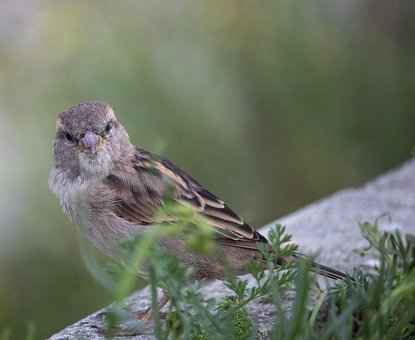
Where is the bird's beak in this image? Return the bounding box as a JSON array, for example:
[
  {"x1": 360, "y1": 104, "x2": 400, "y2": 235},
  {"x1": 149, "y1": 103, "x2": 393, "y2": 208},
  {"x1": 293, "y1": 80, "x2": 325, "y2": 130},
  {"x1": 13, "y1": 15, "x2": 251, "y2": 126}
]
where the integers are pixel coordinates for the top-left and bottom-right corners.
[{"x1": 78, "y1": 131, "x2": 104, "y2": 153}]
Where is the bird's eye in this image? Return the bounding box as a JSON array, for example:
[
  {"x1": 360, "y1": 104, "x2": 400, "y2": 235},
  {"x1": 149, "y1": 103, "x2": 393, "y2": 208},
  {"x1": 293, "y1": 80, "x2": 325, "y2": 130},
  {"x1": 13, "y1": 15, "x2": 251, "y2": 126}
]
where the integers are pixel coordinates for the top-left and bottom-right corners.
[
  {"x1": 64, "y1": 131, "x2": 73, "y2": 142},
  {"x1": 105, "y1": 122, "x2": 113, "y2": 134}
]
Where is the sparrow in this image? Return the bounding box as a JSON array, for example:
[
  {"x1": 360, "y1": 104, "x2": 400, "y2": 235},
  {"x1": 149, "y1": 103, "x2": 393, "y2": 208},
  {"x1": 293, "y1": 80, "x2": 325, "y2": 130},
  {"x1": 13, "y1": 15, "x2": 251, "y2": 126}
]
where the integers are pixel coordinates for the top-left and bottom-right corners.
[{"x1": 49, "y1": 101, "x2": 348, "y2": 321}]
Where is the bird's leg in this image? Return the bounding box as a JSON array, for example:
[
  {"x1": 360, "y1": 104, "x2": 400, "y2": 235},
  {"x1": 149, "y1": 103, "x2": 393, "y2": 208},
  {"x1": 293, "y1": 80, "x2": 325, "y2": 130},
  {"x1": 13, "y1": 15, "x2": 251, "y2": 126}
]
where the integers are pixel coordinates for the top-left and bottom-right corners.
[{"x1": 141, "y1": 292, "x2": 170, "y2": 323}]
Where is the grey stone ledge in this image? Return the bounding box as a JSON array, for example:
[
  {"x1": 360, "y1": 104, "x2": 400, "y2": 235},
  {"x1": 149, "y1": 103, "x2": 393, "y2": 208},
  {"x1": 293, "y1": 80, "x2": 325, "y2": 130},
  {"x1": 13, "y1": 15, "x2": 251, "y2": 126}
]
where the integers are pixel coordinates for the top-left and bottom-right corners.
[{"x1": 49, "y1": 159, "x2": 415, "y2": 339}]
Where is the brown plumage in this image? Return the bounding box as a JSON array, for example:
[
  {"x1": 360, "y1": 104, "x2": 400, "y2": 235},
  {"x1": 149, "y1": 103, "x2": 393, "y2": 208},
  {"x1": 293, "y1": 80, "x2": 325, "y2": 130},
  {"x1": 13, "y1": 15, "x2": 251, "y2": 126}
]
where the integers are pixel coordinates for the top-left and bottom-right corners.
[{"x1": 49, "y1": 101, "x2": 349, "y2": 320}]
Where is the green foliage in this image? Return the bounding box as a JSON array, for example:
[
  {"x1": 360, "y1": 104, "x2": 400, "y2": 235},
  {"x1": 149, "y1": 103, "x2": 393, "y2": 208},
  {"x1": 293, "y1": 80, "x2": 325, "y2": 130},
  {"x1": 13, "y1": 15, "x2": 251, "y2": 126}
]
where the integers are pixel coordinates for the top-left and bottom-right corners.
[
  {"x1": 83, "y1": 205, "x2": 301, "y2": 339},
  {"x1": 83, "y1": 208, "x2": 415, "y2": 340},
  {"x1": 324, "y1": 222, "x2": 415, "y2": 339}
]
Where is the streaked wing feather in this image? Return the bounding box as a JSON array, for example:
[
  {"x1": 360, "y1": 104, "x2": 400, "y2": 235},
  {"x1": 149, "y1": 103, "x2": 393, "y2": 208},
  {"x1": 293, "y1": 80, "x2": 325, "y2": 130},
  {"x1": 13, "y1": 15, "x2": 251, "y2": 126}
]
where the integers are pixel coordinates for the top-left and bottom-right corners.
[{"x1": 104, "y1": 150, "x2": 268, "y2": 246}]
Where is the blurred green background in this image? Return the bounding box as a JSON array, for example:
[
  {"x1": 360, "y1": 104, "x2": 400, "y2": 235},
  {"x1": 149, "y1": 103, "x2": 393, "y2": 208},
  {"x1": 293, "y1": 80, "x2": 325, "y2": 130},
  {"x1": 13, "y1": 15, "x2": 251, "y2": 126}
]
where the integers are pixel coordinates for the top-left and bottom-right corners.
[{"x1": 0, "y1": 0, "x2": 414, "y2": 338}]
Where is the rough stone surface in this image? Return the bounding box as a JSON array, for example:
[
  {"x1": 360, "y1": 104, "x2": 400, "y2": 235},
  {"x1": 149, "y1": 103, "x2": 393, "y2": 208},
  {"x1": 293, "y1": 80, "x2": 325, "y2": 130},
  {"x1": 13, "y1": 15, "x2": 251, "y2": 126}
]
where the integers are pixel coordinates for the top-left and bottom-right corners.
[
  {"x1": 49, "y1": 159, "x2": 415, "y2": 339},
  {"x1": 262, "y1": 158, "x2": 415, "y2": 272}
]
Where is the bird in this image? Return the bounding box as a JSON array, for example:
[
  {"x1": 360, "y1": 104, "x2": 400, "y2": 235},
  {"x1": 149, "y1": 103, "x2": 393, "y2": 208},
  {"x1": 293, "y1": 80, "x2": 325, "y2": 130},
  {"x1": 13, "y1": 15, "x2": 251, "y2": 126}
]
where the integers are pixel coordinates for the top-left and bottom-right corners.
[{"x1": 49, "y1": 101, "x2": 349, "y2": 322}]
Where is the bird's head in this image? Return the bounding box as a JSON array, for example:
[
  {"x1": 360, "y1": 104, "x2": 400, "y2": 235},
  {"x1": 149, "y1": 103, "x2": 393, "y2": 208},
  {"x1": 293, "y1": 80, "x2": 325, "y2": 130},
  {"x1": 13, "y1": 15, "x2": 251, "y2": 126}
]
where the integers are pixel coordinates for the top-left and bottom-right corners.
[{"x1": 52, "y1": 101, "x2": 131, "y2": 178}]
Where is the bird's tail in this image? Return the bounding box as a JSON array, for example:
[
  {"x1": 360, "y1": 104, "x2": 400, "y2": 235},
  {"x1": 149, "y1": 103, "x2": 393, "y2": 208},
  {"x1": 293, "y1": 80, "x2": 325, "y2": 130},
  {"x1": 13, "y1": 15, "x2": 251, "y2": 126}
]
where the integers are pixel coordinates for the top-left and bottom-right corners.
[
  {"x1": 289, "y1": 253, "x2": 349, "y2": 281},
  {"x1": 308, "y1": 259, "x2": 349, "y2": 281},
  {"x1": 216, "y1": 239, "x2": 351, "y2": 281}
]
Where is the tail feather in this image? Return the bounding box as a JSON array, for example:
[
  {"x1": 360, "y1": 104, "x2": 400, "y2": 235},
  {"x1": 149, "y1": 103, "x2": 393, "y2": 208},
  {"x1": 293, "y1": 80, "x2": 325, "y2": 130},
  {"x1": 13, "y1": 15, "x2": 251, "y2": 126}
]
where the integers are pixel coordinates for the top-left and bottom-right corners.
[
  {"x1": 216, "y1": 238, "x2": 352, "y2": 282},
  {"x1": 292, "y1": 253, "x2": 349, "y2": 281},
  {"x1": 309, "y1": 261, "x2": 349, "y2": 280}
]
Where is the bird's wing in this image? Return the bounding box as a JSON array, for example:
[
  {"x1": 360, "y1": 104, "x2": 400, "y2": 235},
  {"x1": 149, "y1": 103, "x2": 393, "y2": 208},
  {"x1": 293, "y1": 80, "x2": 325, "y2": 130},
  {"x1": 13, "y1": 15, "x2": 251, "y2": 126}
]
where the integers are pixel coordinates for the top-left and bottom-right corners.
[
  {"x1": 101, "y1": 147, "x2": 268, "y2": 245},
  {"x1": 100, "y1": 148, "x2": 351, "y2": 282}
]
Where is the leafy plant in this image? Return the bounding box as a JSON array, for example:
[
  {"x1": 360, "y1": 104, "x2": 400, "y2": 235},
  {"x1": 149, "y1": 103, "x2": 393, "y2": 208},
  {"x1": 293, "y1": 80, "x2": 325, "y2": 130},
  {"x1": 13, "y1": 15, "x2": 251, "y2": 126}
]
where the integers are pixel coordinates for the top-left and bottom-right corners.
[
  {"x1": 82, "y1": 202, "x2": 415, "y2": 340},
  {"x1": 323, "y1": 222, "x2": 415, "y2": 339}
]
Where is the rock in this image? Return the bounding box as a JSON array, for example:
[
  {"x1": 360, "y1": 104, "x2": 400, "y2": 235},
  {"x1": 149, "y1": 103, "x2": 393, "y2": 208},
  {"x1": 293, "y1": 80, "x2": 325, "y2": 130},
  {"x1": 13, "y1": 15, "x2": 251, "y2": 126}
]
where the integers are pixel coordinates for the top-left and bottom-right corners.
[{"x1": 262, "y1": 158, "x2": 415, "y2": 272}]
